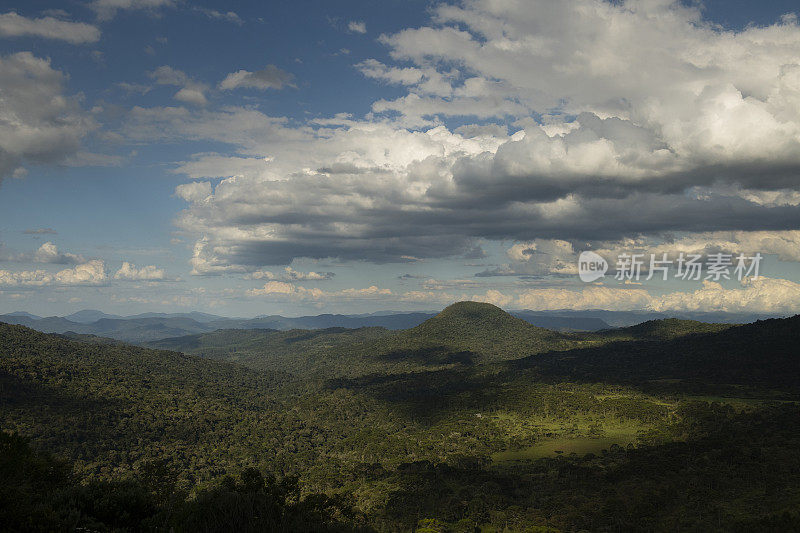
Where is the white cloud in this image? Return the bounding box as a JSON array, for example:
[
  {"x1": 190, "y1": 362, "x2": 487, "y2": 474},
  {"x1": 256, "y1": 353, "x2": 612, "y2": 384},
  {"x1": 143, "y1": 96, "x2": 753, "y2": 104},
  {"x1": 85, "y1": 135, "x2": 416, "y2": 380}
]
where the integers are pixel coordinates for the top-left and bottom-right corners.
[
  {"x1": 248, "y1": 282, "x2": 390, "y2": 301},
  {"x1": 356, "y1": 59, "x2": 425, "y2": 85},
  {"x1": 479, "y1": 230, "x2": 800, "y2": 280},
  {"x1": 0, "y1": 52, "x2": 95, "y2": 183},
  {"x1": 218, "y1": 65, "x2": 294, "y2": 91},
  {"x1": 347, "y1": 20, "x2": 366, "y2": 34},
  {"x1": 642, "y1": 231, "x2": 800, "y2": 263},
  {"x1": 174, "y1": 87, "x2": 208, "y2": 106},
  {"x1": 516, "y1": 285, "x2": 653, "y2": 311},
  {"x1": 472, "y1": 289, "x2": 514, "y2": 307},
  {"x1": 149, "y1": 66, "x2": 208, "y2": 106},
  {"x1": 0, "y1": 12, "x2": 100, "y2": 43},
  {"x1": 56, "y1": 260, "x2": 106, "y2": 285},
  {"x1": 397, "y1": 290, "x2": 458, "y2": 305},
  {"x1": 478, "y1": 240, "x2": 579, "y2": 277},
  {"x1": 33, "y1": 242, "x2": 84, "y2": 265},
  {"x1": 0, "y1": 260, "x2": 106, "y2": 286},
  {"x1": 113, "y1": 261, "x2": 166, "y2": 281},
  {"x1": 250, "y1": 280, "x2": 298, "y2": 295},
  {"x1": 510, "y1": 276, "x2": 800, "y2": 314},
  {"x1": 650, "y1": 277, "x2": 800, "y2": 314},
  {"x1": 246, "y1": 267, "x2": 335, "y2": 281},
  {"x1": 125, "y1": 1, "x2": 800, "y2": 272},
  {"x1": 174, "y1": 181, "x2": 212, "y2": 203}
]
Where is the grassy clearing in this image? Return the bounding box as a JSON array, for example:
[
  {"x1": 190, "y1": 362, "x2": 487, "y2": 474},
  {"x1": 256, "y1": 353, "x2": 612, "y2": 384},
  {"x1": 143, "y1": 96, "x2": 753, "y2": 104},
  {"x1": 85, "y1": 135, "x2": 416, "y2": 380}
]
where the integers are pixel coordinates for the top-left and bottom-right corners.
[{"x1": 491, "y1": 423, "x2": 642, "y2": 462}]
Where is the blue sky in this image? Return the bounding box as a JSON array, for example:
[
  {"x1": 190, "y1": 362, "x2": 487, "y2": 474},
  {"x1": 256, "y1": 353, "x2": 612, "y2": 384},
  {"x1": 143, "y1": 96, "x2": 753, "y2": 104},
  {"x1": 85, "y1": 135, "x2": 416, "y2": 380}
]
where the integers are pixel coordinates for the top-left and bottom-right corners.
[{"x1": 1, "y1": 0, "x2": 800, "y2": 317}]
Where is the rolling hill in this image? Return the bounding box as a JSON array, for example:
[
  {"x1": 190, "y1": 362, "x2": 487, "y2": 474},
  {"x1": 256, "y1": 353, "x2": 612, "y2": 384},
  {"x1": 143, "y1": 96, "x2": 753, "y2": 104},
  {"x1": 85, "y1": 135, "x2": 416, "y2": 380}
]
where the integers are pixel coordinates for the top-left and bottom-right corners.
[{"x1": 384, "y1": 301, "x2": 575, "y2": 360}]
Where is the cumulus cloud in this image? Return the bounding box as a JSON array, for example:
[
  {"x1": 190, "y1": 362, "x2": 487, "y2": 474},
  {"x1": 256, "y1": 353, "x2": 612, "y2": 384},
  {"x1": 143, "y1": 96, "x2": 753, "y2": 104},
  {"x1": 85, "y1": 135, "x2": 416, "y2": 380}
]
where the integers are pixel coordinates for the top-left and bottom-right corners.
[
  {"x1": 478, "y1": 240, "x2": 578, "y2": 277},
  {"x1": 356, "y1": 59, "x2": 426, "y2": 86},
  {"x1": 55, "y1": 260, "x2": 106, "y2": 285},
  {"x1": 632, "y1": 231, "x2": 800, "y2": 263},
  {"x1": 218, "y1": 65, "x2": 295, "y2": 91},
  {"x1": 0, "y1": 260, "x2": 106, "y2": 286},
  {"x1": 650, "y1": 277, "x2": 800, "y2": 314},
  {"x1": 469, "y1": 276, "x2": 800, "y2": 314},
  {"x1": 0, "y1": 52, "x2": 95, "y2": 183},
  {"x1": 246, "y1": 266, "x2": 335, "y2": 281},
  {"x1": 516, "y1": 285, "x2": 653, "y2": 311},
  {"x1": 33, "y1": 242, "x2": 84, "y2": 264},
  {"x1": 0, "y1": 12, "x2": 100, "y2": 43},
  {"x1": 173, "y1": 87, "x2": 208, "y2": 106},
  {"x1": 477, "y1": 231, "x2": 800, "y2": 278},
  {"x1": 149, "y1": 66, "x2": 208, "y2": 106},
  {"x1": 174, "y1": 181, "x2": 212, "y2": 203},
  {"x1": 136, "y1": 0, "x2": 800, "y2": 272},
  {"x1": 472, "y1": 289, "x2": 515, "y2": 307},
  {"x1": 113, "y1": 261, "x2": 167, "y2": 281},
  {"x1": 248, "y1": 282, "x2": 390, "y2": 301}
]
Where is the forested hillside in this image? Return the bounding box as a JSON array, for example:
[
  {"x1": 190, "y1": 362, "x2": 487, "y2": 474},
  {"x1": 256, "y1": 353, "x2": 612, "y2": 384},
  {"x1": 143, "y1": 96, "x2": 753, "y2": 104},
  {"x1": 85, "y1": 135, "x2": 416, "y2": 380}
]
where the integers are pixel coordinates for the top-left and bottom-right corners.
[
  {"x1": 2, "y1": 302, "x2": 800, "y2": 531},
  {"x1": 146, "y1": 326, "x2": 393, "y2": 375}
]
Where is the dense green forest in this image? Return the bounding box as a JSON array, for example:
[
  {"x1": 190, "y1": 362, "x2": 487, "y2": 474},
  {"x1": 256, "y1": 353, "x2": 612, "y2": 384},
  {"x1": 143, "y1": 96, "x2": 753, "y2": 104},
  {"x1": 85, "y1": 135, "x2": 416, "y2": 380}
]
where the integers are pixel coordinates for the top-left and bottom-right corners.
[{"x1": 2, "y1": 302, "x2": 800, "y2": 531}]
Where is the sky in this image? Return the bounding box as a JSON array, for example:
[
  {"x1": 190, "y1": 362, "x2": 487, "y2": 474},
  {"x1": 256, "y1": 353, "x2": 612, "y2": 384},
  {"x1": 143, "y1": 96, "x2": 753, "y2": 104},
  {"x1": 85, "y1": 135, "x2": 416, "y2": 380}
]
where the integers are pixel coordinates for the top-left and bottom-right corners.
[{"x1": 2, "y1": 0, "x2": 800, "y2": 318}]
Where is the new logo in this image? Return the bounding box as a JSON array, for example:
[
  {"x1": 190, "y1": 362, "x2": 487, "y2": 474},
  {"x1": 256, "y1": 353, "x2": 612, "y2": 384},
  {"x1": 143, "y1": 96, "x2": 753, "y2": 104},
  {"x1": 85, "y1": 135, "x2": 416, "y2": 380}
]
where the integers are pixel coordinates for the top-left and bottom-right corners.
[{"x1": 578, "y1": 251, "x2": 608, "y2": 282}]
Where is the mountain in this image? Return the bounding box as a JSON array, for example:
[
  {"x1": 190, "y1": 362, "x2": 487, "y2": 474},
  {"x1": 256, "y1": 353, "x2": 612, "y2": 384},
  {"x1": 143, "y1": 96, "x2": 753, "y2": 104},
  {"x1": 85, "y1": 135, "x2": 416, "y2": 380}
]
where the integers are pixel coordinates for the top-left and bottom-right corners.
[
  {"x1": 0, "y1": 311, "x2": 438, "y2": 342},
  {"x1": 509, "y1": 311, "x2": 609, "y2": 331},
  {"x1": 0, "y1": 314, "x2": 211, "y2": 343},
  {"x1": 0, "y1": 314, "x2": 81, "y2": 331},
  {"x1": 84, "y1": 317, "x2": 212, "y2": 342},
  {"x1": 316, "y1": 302, "x2": 580, "y2": 375},
  {"x1": 64, "y1": 309, "x2": 123, "y2": 323},
  {"x1": 205, "y1": 312, "x2": 438, "y2": 331},
  {"x1": 127, "y1": 311, "x2": 227, "y2": 323},
  {"x1": 2, "y1": 311, "x2": 42, "y2": 320},
  {"x1": 406, "y1": 301, "x2": 562, "y2": 352}
]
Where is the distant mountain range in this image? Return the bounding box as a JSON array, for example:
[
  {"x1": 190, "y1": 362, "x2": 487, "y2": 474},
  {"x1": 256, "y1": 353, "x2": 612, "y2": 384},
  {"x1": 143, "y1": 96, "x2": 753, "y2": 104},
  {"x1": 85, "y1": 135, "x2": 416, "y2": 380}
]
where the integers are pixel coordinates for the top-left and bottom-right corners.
[
  {"x1": 0, "y1": 307, "x2": 785, "y2": 343},
  {"x1": 0, "y1": 309, "x2": 604, "y2": 343}
]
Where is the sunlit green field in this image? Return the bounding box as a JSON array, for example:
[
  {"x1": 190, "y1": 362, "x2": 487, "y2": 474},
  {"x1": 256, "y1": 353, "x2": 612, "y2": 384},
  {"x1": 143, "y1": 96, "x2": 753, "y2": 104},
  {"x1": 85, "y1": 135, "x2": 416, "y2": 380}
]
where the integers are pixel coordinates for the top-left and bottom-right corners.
[{"x1": 492, "y1": 427, "x2": 639, "y2": 462}]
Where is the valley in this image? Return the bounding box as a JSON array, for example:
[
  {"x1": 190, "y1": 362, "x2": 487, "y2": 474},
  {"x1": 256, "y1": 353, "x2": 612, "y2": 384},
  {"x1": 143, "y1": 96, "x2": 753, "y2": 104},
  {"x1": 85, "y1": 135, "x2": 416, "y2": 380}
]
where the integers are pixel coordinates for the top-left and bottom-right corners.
[{"x1": 2, "y1": 302, "x2": 799, "y2": 531}]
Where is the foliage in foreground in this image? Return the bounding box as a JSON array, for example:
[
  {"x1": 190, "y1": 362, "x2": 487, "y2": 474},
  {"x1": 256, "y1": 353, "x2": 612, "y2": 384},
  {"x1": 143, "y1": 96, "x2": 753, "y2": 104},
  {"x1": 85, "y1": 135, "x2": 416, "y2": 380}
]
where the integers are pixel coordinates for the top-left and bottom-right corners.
[{"x1": 0, "y1": 431, "x2": 367, "y2": 532}]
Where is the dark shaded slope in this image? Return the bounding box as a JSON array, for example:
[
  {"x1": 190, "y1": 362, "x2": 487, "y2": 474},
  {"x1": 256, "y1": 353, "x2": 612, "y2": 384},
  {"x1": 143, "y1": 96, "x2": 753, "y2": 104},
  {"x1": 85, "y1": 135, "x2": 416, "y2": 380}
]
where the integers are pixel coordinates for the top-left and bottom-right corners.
[
  {"x1": 518, "y1": 315, "x2": 800, "y2": 389},
  {"x1": 595, "y1": 317, "x2": 735, "y2": 341}
]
